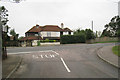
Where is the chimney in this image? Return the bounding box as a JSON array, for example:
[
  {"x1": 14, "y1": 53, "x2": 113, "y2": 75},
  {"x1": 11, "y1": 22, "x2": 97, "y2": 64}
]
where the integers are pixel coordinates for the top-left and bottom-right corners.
[
  {"x1": 36, "y1": 24, "x2": 39, "y2": 28},
  {"x1": 61, "y1": 23, "x2": 64, "y2": 29}
]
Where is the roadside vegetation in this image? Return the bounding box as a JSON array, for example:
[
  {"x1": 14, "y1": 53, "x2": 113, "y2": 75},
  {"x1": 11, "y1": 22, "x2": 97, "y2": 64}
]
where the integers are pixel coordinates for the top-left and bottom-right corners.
[
  {"x1": 112, "y1": 46, "x2": 120, "y2": 56},
  {"x1": 101, "y1": 15, "x2": 120, "y2": 37},
  {"x1": 95, "y1": 41, "x2": 119, "y2": 43},
  {"x1": 60, "y1": 29, "x2": 95, "y2": 44}
]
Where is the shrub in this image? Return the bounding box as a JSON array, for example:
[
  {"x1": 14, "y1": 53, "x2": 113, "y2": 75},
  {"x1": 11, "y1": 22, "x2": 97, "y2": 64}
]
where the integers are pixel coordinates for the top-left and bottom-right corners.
[
  {"x1": 37, "y1": 41, "x2": 40, "y2": 46},
  {"x1": 60, "y1": 34, "x2": 86, "y2": 44}
]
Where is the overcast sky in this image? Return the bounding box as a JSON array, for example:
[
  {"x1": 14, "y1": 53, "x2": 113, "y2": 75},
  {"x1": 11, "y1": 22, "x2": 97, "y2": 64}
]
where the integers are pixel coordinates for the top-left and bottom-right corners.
[{"x1": 0, "y1": 0, "x2": 119, "y2": 37}]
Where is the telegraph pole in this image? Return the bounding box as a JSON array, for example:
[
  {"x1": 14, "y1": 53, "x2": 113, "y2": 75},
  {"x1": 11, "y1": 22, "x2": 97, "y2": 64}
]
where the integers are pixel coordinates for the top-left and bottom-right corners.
[{"x1": 91, "y1": 20, "x2": 93, "y2": 31}]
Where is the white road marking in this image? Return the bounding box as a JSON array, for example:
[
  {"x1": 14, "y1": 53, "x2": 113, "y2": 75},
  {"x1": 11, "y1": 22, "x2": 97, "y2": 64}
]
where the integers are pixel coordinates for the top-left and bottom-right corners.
[
  {"x1": 51, "y1": 50, "x2": 59, "y2": 55},
  {"x1": 8, "y1": 50, "x2": 53, "y2": 55},
  {"x1": 45, "y1": 55, "x2": 49, "y2": 58},
  {"x1": 60, "y1": 57, "x2": 71, "y2": 72},
  {"x1": 38, "y1": 50, "x2": 53, "y2": 53},
  {"x1": 32, "y1": 55, "x2": 35, "y2": 58},
  {"x1": 32, "y1": 55, "x2": 39, "y2": 59},
  {"x1": 50, "y1": 54, "x2": 55, "y2": 58},
  {"x1": 40, "y1": 55, "x2": 43, "y2": 58}
]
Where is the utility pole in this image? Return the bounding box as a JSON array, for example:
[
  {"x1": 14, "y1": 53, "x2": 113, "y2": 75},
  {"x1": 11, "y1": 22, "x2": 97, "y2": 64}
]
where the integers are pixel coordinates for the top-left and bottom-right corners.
[{"x1": 91, "y1": 20, "x2": 93, "y2": 31}]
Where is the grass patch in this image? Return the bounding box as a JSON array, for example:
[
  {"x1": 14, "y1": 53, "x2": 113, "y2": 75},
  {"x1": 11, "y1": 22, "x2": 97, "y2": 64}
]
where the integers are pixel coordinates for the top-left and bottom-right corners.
[
  {"x1": 95, "y1": 41, "x2": 119, "y2": 43},
  {"x1": 112, "y1": 46, "x2": 120, "y2": 56}
]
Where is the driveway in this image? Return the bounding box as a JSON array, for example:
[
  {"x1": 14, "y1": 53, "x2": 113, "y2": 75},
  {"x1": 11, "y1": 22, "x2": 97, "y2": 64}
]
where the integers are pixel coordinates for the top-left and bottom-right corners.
[{"x1": 7, "y1": 43, "x2": 118, "y2": 78}]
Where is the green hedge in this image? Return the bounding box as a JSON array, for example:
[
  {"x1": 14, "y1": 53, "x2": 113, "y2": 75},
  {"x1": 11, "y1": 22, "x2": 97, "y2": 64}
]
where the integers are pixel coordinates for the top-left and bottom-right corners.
[
  {"x1": 60, "y1": 34, "x2": 86, "y2": 44},
  {"x1": 39, "y1": 40, "x2": 56, "y2": 43}
]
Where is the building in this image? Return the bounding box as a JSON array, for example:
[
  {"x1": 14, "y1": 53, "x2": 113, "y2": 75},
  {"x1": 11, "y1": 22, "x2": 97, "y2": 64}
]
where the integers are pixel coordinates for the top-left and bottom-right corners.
[{"x1": 21, "y1": 23, "x2": 73, "y2": 46}]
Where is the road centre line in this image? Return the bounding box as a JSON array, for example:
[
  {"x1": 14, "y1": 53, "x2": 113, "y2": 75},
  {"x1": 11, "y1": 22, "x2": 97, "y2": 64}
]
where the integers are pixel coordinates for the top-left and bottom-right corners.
[{"x1": 60, "y1": 57, "x2": 71, "y2": 73}]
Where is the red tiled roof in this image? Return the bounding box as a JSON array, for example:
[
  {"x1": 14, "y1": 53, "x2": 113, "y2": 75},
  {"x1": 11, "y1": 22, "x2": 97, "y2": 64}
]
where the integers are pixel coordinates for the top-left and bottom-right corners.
[
  {"x1": 63, "y1": 28, "x2": 73, "y2": 32},
  {"x1": 26, "y1": 24, "x2": 72, "y2": 33},
  {"x1": 26, "y1": 26, "x2": 42, "y2": 33},
  {"x1": 21, "y1": 36, "x2": 42, "y2": 41},
  {"x1": 42, "y1": 25, "x2": 63, "y2": 31}
]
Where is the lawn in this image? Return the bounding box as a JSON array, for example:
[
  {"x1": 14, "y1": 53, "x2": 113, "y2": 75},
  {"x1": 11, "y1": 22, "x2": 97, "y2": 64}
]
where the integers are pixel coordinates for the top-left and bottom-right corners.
[
  {"x1": 95, "y1": 41, "x2": 119, "y2": 43},
  {"x1": 112, "y1": 46, "x2": 120, "y2": 56}
]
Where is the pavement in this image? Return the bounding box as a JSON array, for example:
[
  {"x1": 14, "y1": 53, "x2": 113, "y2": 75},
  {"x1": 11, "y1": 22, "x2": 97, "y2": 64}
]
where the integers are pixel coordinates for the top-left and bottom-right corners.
[
  {"x1": 97, "y1": 45, "x2": 119, "y2": 68},
  {"x1": 2, "y1": 54, "x2": 22, "y2": 79}
]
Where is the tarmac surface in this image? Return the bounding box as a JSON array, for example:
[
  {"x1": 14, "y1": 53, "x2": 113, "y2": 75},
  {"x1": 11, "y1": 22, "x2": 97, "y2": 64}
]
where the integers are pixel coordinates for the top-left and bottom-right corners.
[
  {"x1": 97, "y1": 45, "x2": 119, "y2": 68},
  {"x1": 2, "y1": 43, "x2": 119, "y2": 79}
]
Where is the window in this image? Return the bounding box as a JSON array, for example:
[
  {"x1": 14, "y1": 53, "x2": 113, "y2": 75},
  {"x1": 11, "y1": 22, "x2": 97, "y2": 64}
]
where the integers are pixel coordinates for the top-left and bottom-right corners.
[
  {"x1": 47, "y1": 32, "x2": 51, "y2": 37},
  {"x1": 35, "y1": 34, "x2": 38, "y2": 36}
]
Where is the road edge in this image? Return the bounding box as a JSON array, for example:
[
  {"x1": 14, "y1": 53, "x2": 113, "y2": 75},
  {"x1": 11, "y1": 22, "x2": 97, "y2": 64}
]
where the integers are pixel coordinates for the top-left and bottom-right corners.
[
  {"x1": 97, "y1": 47, "x2": 119, "y2": 69},
  {"x1": 5, "y1": 55, "x2": 23, "y2": 80}
]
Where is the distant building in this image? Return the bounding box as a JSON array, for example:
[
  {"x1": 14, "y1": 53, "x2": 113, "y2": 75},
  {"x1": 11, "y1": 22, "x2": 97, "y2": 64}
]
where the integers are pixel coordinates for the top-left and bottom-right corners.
[
  {"x1": 21, "y1": 23, "x2": 73, "y2": 46},
  {"x1": 118, "y1": 1, "x2": 120, "y2": 16}
]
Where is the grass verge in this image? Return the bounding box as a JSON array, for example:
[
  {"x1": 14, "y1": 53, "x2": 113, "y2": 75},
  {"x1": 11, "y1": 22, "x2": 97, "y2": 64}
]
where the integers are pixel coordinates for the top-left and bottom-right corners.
[
  {"x1": 112, "y1": 46, "x2": 120, "y2": 56},
  {"x1": 95, "y1": 41, "x2": 118, "y2": 43}
]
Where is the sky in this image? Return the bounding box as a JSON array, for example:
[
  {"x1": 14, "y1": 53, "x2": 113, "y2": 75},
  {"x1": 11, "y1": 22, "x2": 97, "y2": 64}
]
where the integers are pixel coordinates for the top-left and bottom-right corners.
[{"x1": 0, "y1": 0, "x2": 119, "y2": 37}]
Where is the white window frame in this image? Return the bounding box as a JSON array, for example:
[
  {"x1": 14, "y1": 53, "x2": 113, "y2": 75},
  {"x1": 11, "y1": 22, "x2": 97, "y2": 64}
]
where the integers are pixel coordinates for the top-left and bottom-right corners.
[{"x1": 47, "y1": 32, "x2": 51, "y2": 37}]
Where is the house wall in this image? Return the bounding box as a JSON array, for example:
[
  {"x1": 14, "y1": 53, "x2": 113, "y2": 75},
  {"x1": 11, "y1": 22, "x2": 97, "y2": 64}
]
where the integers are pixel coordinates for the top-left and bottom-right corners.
[
  {"x1": 63, "y1": 32, "x2": 73, "y2": 35},
  {"x1": 26, "y1": 32, "x2": 38, "y2": 37},
  {"x1": 41, "y1": 31, "x2": 60, "y2": 38},
  {"x1": 71, "y1": 32, "x2": 73, "y2": 35},
  {"x1": 63, "y1": 32, "x2": 69, "y2": 35},
  {"x1": 32, "y1": 40, "x2": 38, "y2": 46}
]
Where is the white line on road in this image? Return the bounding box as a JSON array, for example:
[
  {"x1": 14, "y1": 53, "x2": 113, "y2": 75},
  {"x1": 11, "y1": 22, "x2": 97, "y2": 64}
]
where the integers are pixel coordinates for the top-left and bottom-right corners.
[
  {"x1": 51, "y1": 50, "x2": 59, "y2": 55},
  {"x1": 45, "y1": 55, "x2": 49, "y2": 58},
  {"x1": 40, "y1": 55, "x2": 43, "y2": 58},
  {"x1": 50, "y1": 54, "x2": 55, "y2": 58},
  {"x1": 8, "y1": 50, "x2": 53, "y2": 55},
  {"x1": 60, "y1": 57, "x2": 71, "y2": 73},
  {"x1": 32, "y1": 55, "x2": 35, "y2": 58}
]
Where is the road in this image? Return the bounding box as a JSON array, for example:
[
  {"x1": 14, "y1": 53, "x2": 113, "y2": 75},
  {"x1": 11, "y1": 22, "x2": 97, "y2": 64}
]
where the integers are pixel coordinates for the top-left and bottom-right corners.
[{"x1": 7, "y1": 43, "x2": 118, "y2": 78}]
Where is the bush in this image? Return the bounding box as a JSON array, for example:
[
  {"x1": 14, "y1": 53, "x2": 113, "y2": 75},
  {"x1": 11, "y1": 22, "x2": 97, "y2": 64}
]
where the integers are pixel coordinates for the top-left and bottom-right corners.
[
  {"x1": 60, "y1": 34, "x2": 86, "y2": 44},
  {"x1": 37, "y1": 41, "x2": 40, "y2": 46},
  {"x1": 85, "y1": 29, "x2": 95, "y2": 40}
]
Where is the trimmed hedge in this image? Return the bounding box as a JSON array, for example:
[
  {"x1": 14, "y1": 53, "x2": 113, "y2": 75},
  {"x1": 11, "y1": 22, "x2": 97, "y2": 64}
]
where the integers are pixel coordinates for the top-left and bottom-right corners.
[
  {"x1": 60, "y1": 34, "x2": 86, "y2": 44},
  {"x1": 39, "y1": 40, "x2": 56, "y2": 43}
]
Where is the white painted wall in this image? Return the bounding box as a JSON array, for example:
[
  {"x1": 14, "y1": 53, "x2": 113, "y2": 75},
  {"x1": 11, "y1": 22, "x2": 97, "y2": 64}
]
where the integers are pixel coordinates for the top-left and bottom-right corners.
[
  {"x1": 32, "y1": 40, "x2": 38, "y2": 46},
  {"x1": 63, "y1": 32, "x2": 68, "y2": 35},
  {"x1": 71, "y1": 32, "x2": 73, "y2": 35},
  {"x1": 41, "y1": 31, "x2": 60, "y2": 37},
  {"x1": 40, "y1": 42, "x2": 60, "y2": 46}
]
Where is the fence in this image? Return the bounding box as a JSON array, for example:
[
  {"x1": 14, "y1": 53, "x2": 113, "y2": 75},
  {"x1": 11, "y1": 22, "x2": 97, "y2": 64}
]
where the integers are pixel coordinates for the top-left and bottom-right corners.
[{"x1": 86, "y1": 37, "x2": 118, "y2": 43}]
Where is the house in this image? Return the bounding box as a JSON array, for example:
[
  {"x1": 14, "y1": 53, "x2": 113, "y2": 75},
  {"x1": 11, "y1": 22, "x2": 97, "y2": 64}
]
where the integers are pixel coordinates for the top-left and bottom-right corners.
[{"x1": 21, "y1": 23, "x2": 73, "y2": 46}]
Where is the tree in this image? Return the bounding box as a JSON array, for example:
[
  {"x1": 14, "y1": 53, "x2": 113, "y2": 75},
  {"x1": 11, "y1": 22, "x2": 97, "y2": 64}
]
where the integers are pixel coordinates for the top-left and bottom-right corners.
[
  {"x1": 74, "y1": 28, "x2": 95, "y2": 40},
  {"x1": 0, "y1": 6, "x2": 9, "y2": 59},
  {"x1": 10, "y1": 29, "x2": 19, "y2": 40},
  {"x1": 85, "y1": 29, "x2": 95, "y2": 40},
  {"x1": 101, "y1": 15, "x2": 120, "y2": 37},
  {"x1": 19, "y1": 36, "x2": 24, "y2": 40},
  {"x1": 0, "y1": 6, "x2": 8, "y2": 26},
  {"x1": 0, "y1": 0, "x2": 24, "y2": 3}
]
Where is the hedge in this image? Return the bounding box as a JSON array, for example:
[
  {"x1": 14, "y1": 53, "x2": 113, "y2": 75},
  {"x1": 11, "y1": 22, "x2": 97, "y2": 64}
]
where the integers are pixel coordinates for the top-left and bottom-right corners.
[
  {"x1": 60, "y1": 34, "x2": 86, "y2": 44},
  {"x1": 39, "y1": 40, "x2": 56, "y2": 43}
]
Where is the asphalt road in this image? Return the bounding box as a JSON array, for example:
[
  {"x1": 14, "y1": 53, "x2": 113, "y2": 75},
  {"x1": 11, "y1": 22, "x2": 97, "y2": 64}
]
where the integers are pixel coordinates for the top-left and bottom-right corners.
[{"x1": 7, "y1": 43, "x2": 118, "y2": 78}]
